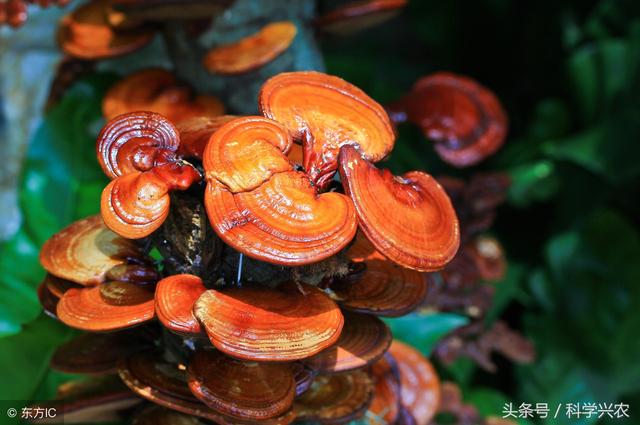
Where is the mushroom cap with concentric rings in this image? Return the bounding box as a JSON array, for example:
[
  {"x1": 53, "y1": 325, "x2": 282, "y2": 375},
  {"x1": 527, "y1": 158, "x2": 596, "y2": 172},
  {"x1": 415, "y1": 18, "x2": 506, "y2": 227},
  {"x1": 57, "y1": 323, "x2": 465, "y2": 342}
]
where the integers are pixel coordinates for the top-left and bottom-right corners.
[
  {"x1": 40, "y1": 215, "x2": 145, "y2": 286},
  {"x1": 339, "y1": 145, "x2": 460, "y2": 271},
  {"x1": 193, "y1": 282, "x2": 344, "y2": 361},
  {"x1": 259, "y1": 71, "x2": 394, "y2": 187},
  {"x1": 187, "y1": 350, "x2": 295, "y2": 421},
  {"x1": 155, "y1": 274, "x2": 206, "y2": 335}
]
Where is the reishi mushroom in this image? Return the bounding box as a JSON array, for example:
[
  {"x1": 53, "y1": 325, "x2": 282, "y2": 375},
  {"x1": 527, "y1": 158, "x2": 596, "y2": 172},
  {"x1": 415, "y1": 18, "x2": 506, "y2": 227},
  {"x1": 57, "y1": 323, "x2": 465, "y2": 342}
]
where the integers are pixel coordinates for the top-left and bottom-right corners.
[
  {"x1": 315, "y1": 0, "x2": 408, "y2": 35},
  {"x1": 203, "y1": 21, "x2": 298, "y2": 75},
  {"x1": 176, "y1": 115, "x2": 238, "y2": 160},
  {"x1": 102, "y1": 69, "x2": 225, "y2": 122},
  {"x1": 155, "y1": 274, "x2": 206, "y2": 336},
  {"x1": 388, "y1": 72, "x2": 508, "y2": 167},
  {"x1": 339, "y1": 145, "x2": 460, "y2": 271},
  {"x1": 194, "y1": 282, "x2": 344, "y2": 361}
]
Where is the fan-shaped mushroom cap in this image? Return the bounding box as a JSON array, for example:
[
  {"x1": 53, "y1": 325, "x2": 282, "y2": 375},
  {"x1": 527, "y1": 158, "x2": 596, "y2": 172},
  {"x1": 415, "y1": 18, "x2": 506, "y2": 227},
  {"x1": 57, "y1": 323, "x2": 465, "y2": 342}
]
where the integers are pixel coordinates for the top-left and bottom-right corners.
[
  {"x1": 97, "y1": 111, "x2": 180, "y2": 179},
  {"x1": 259, "y1": 71, "x2": 394, "y2": 188},
  {"x1": 105, "y1": 263, "x2": 159, "y2": 285},
  {"x1": 51, "y1": 331, "x2": 142, "y2": 375},
  {"x1": 188, "y1": 350, "x2": 295, "y2": 420},
  {"x1": 194, "y1": 283, "x2": 344, "y2": 361},
  {"x1": 58, "y1": 0, "x2": 153, "y2": 60},
  {"x1": 204, "y1": 171, "x2": 356, "y2": 266},
  {"x1": 176, "y1": 115, "x2": 238, "y2": 160},
  {"x1": 40, "y1": 215, "x2": 144, "y2": 286},
  {"x1": 339, "y1": 145, "x2": 459, "y2": 271},
  {"x1": 469, "y1": 236, "x2": 506, "y2": 281},
  {"x1": 44, "y1": 273, "x2": 82, "y2": 298},
  {"x1": 102, "y1": 69, "x2": 225, "y2": 122},
  {"x1": 203, "y1": 116, "x2": 293, "y2": 193},
  {"x1": 204, "y1": 21, "x2": 297, "y2": 75},
  {"x1": 56, "y1": 282, "x2": 155, "y2": 331},
  {"x1": 305, "y1": 311, "x2": 392, "y2": 374},
  {"x1": 315, "y1": 0, "x2": 407, "y2": 35},
  {"x1": 294, "y1": 371, "x2": 373, "y2": 424},
  {"x1": 390, "y1": 73, "x2": 507, "y2": 167},
  {"x1": 367, "y1": 355, "x2": 401, "y2": 424},
  {"x1": 388, "y1": 341, "x2": 440, "y2": 425},
  {"x1": 155, "y1": 274, "x2": 206, "y2": 335}
]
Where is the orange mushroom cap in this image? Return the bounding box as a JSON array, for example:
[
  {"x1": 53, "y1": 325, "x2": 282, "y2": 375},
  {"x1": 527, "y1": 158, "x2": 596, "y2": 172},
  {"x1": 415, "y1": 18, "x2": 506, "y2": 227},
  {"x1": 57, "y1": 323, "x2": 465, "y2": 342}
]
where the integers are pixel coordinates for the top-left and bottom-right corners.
[
  {"x1": 315, "y1": 0, "x2": 407, "y2": 35},
  {"x1": 388, "y1": 340, "x2": 441, "y2": 425},
  {"x1": 176, "y1": 115, "x2": 238, "y2": 160},
  {"x1": 194, "y1": 283, "x2": 344, "y2": 361},
  {"x1": 97, "y1": 111, "x2": 180, "y2": 180},
  {"x1": 469, "y1": 235, "x2": 506, "y2": 281},
  {"x1": 56, "y1": 282, "x2": 155, "y2": 331},
  {"x1": 259, "y1": 71, "x2": 395, "y2": 188},
  {"x1": 203, "y1": 21, "x2": 297, "y2": 75},
  {"x1": 188, "y1": 350, "x2": 295, "y2": 421},
  {"x1": 102, "y1": 69, "x2": 225, "y2": 122},
  {"x1": 154, "y1": 274, "x2": 206, "y2": 335},
  {"x1": 40, "y1": 215, "x2": 145, "y2": 286},
  {"x1": 58, "y1": 0, "x2": 153, "y2": 60},
  {"x1": 203, "y1": 116, "x2": 293, "y2": 193},
  {"x1": 304, "y1": 311, "x2": 392, "y2": 374},
  {"x1": 339, "y1": 145, "x2": 460, "y2": 271},
  {"x1": 368, "y1": 355, "x2": 401, "y2": 424},
  {"x1": 390, "y1": 72, "x2": 508, "y2": 167},
  {"x1": 293, "y1": 371, "x2": 373, "y2": 424}
]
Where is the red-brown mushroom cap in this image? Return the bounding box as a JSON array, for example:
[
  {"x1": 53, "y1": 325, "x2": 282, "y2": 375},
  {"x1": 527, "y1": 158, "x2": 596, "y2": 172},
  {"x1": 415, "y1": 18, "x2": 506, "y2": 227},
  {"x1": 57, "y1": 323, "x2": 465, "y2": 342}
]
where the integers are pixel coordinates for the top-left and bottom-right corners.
[
  {"x1": 155, "y1": 274, "x2": 206, "y2": 335},
  {"x1": 176, "y1": 115, "x2": 238, "y2": 160},
  {"x1": 469, "y1": 236, "x2": 506, "y2": 281},
  {"x1": 40, "y1": 215, "x2": 145, "y2": 286},
  {"x1": 291, "y1": 362, "x2": 317, "y2": 397},
  {"x1": 315, "y1": 0, "x2": 407, "y2": 35},
  {"x1": 58, "y1": 0, "x2": 153, "y2": 60},
  {"x1": 44, "y1": 273, "x2": 82, "y2": 298},
  {"x1": 56, "y1": 282, "x2": 155, "y2": 331},
  {"x1": 367, "y1": 355, "x2": 401, "y2": 424},
  {"x1": 203, "y1": 116, "x2": 293, "y2": 193},
  {"x1": 259, "y1": 71, "x2": 394, "y2": 188},
  {"x1": 194, "y1": 283, "x2": 344, "y2": 361},
  {"x1": 51, "y1": 331, "x2": 142, "y2": 375},
  {"x1": 388, "y1": 340, "x2": 440, "y2": 425},
  {"x1": 293, "y1": 371, "x2": 374, "y2": 424},
  {"x1": 102, "y1": 69, "x2": 225, "y2": 122},
  {"x1": 97, "y1": 111, "x2": 180, "y2": 180},
  {"x1": 204, "y1": 171, "x2": 356, "y2": 266},
  {"x1": 390, "y1": 72, "x2": 508, "y2": 167},
  {"x1": 304, "y1": 311, "x2": 392, "y2": 374},
  {"x1": 203, "y1": 21, "x2": 298, "y2": 75},
  {"x1": 187, "y1": 350, "x2": 295, "y2": 420},
  {"x1": 38, "y1": 280, "x2": 60, "y2": 320},
  {"x1": 339, "y1": 145, "x2": 460, "y2": 271}
]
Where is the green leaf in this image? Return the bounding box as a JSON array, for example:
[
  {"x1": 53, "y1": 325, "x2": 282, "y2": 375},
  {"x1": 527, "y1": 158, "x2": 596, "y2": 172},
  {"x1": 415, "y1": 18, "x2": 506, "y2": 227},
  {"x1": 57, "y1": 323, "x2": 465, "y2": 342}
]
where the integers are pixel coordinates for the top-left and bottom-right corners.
[{"x1": 385, "y1": 312, "x2": 469, "y2": 356}]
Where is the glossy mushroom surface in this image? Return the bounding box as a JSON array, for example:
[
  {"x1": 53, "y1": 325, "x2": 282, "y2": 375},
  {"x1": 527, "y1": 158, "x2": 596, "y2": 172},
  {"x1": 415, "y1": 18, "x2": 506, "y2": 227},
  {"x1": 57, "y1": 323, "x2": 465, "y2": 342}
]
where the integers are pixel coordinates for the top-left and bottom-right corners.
[
  {"x1": 58, "y1": 0, "x2": 153, "y2": 60},
  {"x1": 177, "y1": 115, "x2": 237, "y2": 160},
  {"x1": 389, "y1": 72, "x2": 507, "y2": 167},
  {"x1": 187, "y1": 350, "x2": 295, "y2": 420},
  {"x1": 203, "y1": 21, "x2": 297, "y2": 75},
  {"x1": 155, "y1": 274, "x2": 206, "y2": 335},
  {"x1": 259, "y1": 71, "x2": 394, "y2": 187},
  {"x1": 339, "y1": 145, "x2": 460, "y2": 271},
  {"x1": 304, "y1": 311, "x2": 392, "y2": 373},
  {"x1": 194, "y1": 283, "x2": 344, "y2": 361},
  {"x1": 102, "y1": 69, "x2": 225, "y2": 122},
  {"x1": 315, "y1": 0, "x2": 407, "y2": 35},
  {"x1": 389, "y1": 340, "x2": 440, "y2": 425},
  {"x1": 294, "y1": 371, "x2": 373, "y2": 424},
  {"x1": 367, "y1": 355, "x2": 401, "y2": 424},
  {"x1": 40, "y1": 215, "x2": 144, "y2": 286}
]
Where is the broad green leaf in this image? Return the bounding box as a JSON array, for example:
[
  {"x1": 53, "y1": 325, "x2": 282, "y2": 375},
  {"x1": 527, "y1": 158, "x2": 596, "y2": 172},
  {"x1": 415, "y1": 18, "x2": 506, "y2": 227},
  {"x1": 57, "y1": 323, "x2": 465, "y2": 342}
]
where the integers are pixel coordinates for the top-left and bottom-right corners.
[{"x1": 385, "y1": 312, "x2": 469, "y2": 356}]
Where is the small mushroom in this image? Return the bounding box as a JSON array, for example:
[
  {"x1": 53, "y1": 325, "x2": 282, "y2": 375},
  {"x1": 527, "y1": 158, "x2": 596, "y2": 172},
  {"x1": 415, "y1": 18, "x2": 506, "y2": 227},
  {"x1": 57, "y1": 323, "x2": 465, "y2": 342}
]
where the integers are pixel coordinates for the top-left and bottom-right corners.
[
  {"x1": 39, "y1": 215, "x2": 145, "y2": 286},
  {"x1": 187, "y1": 350, "x2": 295, "y2": 421},
  {"x1": 203, "y1": 117, "x2": 356, "y2": 265},
  {"x1": 293, "y1": 371, "x2": 374, "y2": 424},
  {"x1": 194, "y1": 283, "x2": 344, "y2": 361},
  {"x1": 315, "y1": 0, "x2": 407, "y2": 35},
  {"x1": 43, "y1": 273, "x2": 82, "y2": 298},
  {"x1": 468, "y1": 236, "x2": 506, "y2": 281},
  {"x1": 203, "y1": 21, "x2": 298, "y2": 75},
  {"x1": 58, "y1": 0, "x2": 154, "y2": 60},
  {"x1": 388, "y1": 340, "x2": 440, "y2": 425},
  {"x1": 389, "y1": 73, "x2": 508, "y2": 167},
  {"x1": 155, "y1": 274, "x2": 206, "y2": 336},
  {"x1": 56, "y1": 282, "x2": 155, "y2": 331},
  {"x1": 304, "y1": 311, "x2": 392, "y2": 374},
  {"x1": 102, "y1": 69, "x2": 225, "y2": 122},
  {"x1": 176, "y1": 115, "x2": 238, "y2": 160},
  {"x1": 339, "y1": 145, "x2": 460, "y2": 271},
  {"x1": 259, "y1": 71, "x2": 394, "y2": 188}
]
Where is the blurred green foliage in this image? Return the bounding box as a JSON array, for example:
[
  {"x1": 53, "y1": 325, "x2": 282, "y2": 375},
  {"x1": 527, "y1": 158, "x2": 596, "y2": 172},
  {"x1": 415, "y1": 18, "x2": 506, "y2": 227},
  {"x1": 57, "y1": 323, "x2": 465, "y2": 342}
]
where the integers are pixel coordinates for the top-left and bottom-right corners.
[{"x1": 0, "y1": 0, "x2": 638, "y2": 423}]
